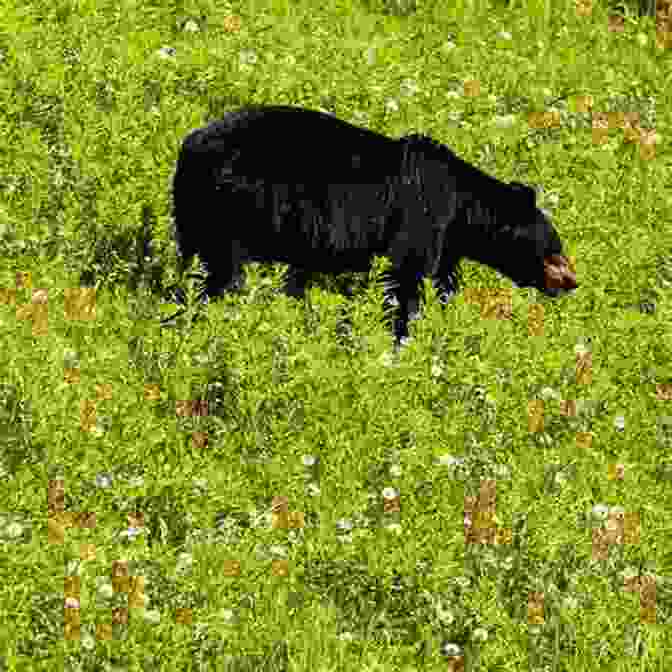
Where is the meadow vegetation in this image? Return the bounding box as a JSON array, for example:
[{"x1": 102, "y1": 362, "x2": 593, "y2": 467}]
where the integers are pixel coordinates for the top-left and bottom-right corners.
[{"x1": 0, "y1": 0, "x2": 671, "y2": 669}]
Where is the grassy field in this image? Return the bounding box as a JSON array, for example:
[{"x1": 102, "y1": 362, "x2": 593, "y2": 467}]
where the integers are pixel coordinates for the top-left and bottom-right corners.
[{"x1": 1, "y1": 0, "x2": 671, "y2": 669}]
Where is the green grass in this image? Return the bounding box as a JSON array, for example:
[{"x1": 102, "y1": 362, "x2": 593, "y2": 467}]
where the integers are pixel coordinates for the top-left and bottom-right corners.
[{"x1": 1, "y1": 0, "x2": 671, "y2": 669}]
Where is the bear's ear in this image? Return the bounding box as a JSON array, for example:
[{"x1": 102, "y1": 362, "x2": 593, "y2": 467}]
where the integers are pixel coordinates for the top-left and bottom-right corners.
[{"x1": 509, "y1": 182, "x2": 537, "y2": 205}]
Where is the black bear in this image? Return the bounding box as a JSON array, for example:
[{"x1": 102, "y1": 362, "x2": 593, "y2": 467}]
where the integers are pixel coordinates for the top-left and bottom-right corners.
[{"x1": 172, "y1": 105, "x2": 577, "y2": 341}]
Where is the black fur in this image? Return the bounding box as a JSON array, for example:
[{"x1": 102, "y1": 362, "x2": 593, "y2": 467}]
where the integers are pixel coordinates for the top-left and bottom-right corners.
[{"x1": 172, "y1": 105, "x2": 577, "y2": 340}]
